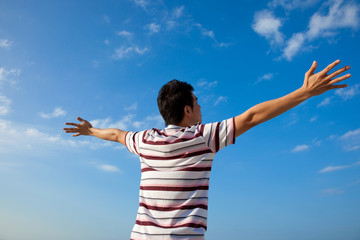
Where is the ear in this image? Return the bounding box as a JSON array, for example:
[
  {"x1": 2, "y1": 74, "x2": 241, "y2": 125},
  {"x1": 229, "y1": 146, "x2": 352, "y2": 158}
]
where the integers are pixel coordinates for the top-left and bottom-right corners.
[{"x1": 184, "y1": 105, "x2": 192, "y2": 117}]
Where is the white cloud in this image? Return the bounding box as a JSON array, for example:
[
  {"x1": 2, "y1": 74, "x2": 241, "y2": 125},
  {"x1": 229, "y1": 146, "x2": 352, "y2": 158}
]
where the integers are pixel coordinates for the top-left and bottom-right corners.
[
  {"x1": 322, "y1": 188, "x2": 345, "y2": 195},
  {"x1": 252, "y1": 10, "x2": 284, "y2": 47},
  {"x1": 124, "y1": 102, "x2": 138, "y2": 111},
  {"x1": 339, "y1": 128, "x2": 360, "y2": 140},
  {"x1": 256, "y1": 0, "x2": 360, "y2": 60},
  {"x1": 310, "y1": 116, "x2": 318, "y2": 122},
  {"x1": 319, "y1": 161, "x2": 360, "y2": 173},
  {"x1": 197, "y1": 79, "x2": 218, "y2": 88},
  {"x1": 0, "y1": 67, "x2": 21, "y2": 87},
  {"x1": 98, "y1": 164, "x2": 121, "y2": 173},
  {"x1": 319, "y1": 165, "x2": 349, "y2": 173},
  {"x1": 172, "y1": 5, "x2": 184, "y2": 19},
  {"x1": 39, "y1": 107, "x2": 67, "y2": 119},
  {"x1": 256, "y1": 73, "x2": 274, "y2": 84},
  {"x1": 268, "y1": 0, "x2": 320, "y2": 11},
  {"x1": 317, "y1": 96, "x2": 333, "y2": 107},
  {"x1": 117, "y1": 30, "x2": 133, "y2": 37},
  {"x1": 148, "y1": 23, "x2": 161, "y2": 33},
  {"x1": 335, "y1": 84, "x2": 360, "y2": 100},
  {"x1": 134, "y1": 46, "x2": 148, "y2": 54},
  {"x1": 133, "y1": 0, "x2": 149, "y2": 10},
  {"x1": 282, "y1": 32, "x2": 306, "y2": 61},
  {"x1": 291, "y1": 144, "x2": 310, "y2": 152},
  {"x1": 343, "y1": 145, "x2": 360, "y2": 151},
  {"x1": 214, "y1": 96, "x2": 227, "y2": 106},
  {"x1": 112, "y1": 45, "x2": 148, "y2": 60},
  {"x1": 307, "y1": 0, "x2": 359, "y2": 40},
  {"x1": 0, "y1": 39, "x2": 12, "y2": 48},
  {"x1": 0, "y1": 95, "x2": 11, "y2": 115},
  {"x1": 90, "y1": 115, "x2": 134, "y2": 130},
  {"x1": 104, "y1": 39, "x2": 110, "y2": 45},
  {"x1": 193, "y1": 23, "x2": 228, "y2": 47}
]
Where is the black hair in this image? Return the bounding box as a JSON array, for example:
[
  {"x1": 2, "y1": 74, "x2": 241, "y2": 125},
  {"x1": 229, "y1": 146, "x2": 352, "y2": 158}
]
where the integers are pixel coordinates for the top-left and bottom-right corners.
[{"x1": 157, "y1": 79, "x2": 194, "y2": 126}]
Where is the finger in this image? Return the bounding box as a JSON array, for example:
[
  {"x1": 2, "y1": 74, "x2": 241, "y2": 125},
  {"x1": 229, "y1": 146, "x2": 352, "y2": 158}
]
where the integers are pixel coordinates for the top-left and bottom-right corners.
[
  {"x1": 329, "y1": 84, "x2": 348, "y2": 90},
  {"x1": 320, "y1": 59, "x2": 340, "y2": 76},
  {"x1": 328, "y1": 74, "x2": 351, "y2": 85},
  {"x1": 64, "y1": 129, "x2": 79, "y2": 133},
  {"x1": 325, "y1": 66, "x2": 351, "y2": 81},
  {"x1": 72, "y1": 133, "x2": 81, "y2": 137},
  {"x1": 306, "y1": 61, "x2": 317, "y2": 76},
  {"x1": 63, "y1": 127, "x2": 78, "y2": 131},
  {"x1": 65, "y1": 122, "x2": 79, "y2": 126}
]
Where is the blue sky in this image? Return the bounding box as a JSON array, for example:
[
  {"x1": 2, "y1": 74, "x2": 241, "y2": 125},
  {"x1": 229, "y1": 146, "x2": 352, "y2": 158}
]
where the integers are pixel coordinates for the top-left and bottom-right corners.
[{"x1": 0, "y1": 0, "x2": 360, "y2": 239}]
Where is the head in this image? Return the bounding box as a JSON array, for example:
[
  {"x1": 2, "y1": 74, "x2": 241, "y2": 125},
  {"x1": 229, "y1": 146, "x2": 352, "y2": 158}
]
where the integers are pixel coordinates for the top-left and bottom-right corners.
[{"x1": 157, "y1": 79, "x2": 202, "y2": 126}]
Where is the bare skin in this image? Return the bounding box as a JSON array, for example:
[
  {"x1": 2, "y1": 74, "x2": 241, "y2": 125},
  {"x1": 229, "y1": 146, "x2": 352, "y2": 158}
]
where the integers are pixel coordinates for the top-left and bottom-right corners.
[{"x1": 63, "y1": 60, "x2": 351, "y2": 144}]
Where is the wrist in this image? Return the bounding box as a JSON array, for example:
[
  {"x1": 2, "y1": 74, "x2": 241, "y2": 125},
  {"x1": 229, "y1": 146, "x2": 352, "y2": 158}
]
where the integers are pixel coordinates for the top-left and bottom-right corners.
[{"x1": 296, "y1": 87, "x2": 312, "y2": 100}]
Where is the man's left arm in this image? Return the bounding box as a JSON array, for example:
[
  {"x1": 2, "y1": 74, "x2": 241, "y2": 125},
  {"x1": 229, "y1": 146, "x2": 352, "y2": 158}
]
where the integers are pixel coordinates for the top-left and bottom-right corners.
[{"x1": 234, "y1": 60, "x2": 352, "y2": 137}]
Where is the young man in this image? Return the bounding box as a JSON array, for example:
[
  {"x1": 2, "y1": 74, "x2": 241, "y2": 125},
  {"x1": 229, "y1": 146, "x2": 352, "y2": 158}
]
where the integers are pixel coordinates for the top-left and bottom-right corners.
[{"x1": 64, "y1": 60, "x2": 351, "y2": 240}]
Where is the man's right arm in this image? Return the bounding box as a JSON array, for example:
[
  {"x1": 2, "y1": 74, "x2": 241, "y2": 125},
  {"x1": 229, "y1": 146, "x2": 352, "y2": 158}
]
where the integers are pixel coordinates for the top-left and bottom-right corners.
[
  {"x1": 233, "y1": 60, "x2": 351, "y2": 138},
  {"x1": 63, "y1": 117, "x2": 128, "y2": 145}
]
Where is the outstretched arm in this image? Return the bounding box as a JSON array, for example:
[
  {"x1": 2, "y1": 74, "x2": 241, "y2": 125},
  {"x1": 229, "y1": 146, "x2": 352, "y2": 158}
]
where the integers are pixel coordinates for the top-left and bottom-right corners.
[
  {"x1": 63, "y1": 117, "x2": 128, "y2": 145},
  {"x1": 234, "y1": 60, "x2": 351, "y2": 137}
]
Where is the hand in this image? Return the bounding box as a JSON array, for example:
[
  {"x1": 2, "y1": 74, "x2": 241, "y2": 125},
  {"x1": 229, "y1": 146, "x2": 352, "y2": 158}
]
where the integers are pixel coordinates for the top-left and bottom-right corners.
[
  {"x1": 301, "y1": 60, "x2": 351, "y2": 97},
  {"x1": 63, "y1": 117, "x2": 93, "y2": 137}
]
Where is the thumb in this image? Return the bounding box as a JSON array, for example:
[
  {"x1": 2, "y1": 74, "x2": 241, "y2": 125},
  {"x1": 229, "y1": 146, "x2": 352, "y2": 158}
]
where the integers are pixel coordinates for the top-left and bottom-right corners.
[
  {"x1": 77, "y1": 116, "x2": 85, "y2": 122},
  {"x1": 307, "y1": 61, "x2": 317, "y2": 76}
]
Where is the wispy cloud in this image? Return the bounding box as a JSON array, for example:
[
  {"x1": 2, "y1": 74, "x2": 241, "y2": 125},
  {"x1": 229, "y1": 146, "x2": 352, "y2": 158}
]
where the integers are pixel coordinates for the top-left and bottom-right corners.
[
  {"x1": 335, "y1": 83, "x2": 360, "y2": 100},
  {"x1": 133, "y1": 0, "x2": 150, "y2": 10},
  {"x1": 319, "y1": 165, "x2": 349, "y2": 173},
  {"x1": 268, "y1": 0, "x2": 320, "y2": 11},
  {"x1": 103, "y1": 15, "x2": 110, "y2": 23},
  {"x1": 0, "y1": 67, "x2": 21, "y2": 87},
  {"x1": 310, "y1": 116, "x2": 318, "y2": 122},
  {"x1": 214, "y1": 96, "x2": 227, "y2": 106},
  {"x1": 0, "y1": 95, "x2": 11, "y2": 115},
  {"x1": 319, "y1": 161, "x2": 360, "y2": 173},
  {"x1": 197, "y1": 79, "x2": 218, "y2": 88},
  {"x1": 291, "y1": 144, "x2": 310, "y2": 152},
  {"x1": 193, "y1": 23, "x2": 230, "y2": 48},
  {"x1": 252, "y1": 10, "x2": 284, "y2": 47},
  {"x1": 339, "y1": 128, "x2": 360, "y2": 140},
  {"x1": 317, "y1": 96, "x2": 333, "y2": 107},
  {"x1": 98, "y1": 164, "x2": 121, "y2": 173},
  {"x1": 124, "y1": 102, "x2": 138, "y2": 111},
  {"x1": 112, "y1": 45, "x2": 148, "y2": 60},
  {"x1": 256, "y1": 73, "x2": 274, "y2": 84},
  {"x1": 147, "y1": 22, "x2": 161, "y2": 33},
  {"x1": 0, "y1": 39, "x2": 12, "y2": 48},
  {"x1": 343, "y1": 145, "x2": 360, "y2": 151},
  {"x1": 321, "y1": 188, "x2": 345, "y2": 195},
  {"x1": 117, "y1": 30, "x2": 133, "y2": 37},
  {"x1": 39, "y1": 107, "x2": 67, "y2": 119},
  {"x1": 90, "y1": 113, "x2": 163, "y2": 130}
]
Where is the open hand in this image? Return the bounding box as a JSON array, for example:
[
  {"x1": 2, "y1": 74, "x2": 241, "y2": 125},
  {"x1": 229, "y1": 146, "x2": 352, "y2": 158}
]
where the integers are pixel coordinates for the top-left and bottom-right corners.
[
  {"x1": 63, "y1": 117, "x2": 93, "y2": 137},
  {"x1": 302, "y1": 60, "x2": 351, "y2": 97}
]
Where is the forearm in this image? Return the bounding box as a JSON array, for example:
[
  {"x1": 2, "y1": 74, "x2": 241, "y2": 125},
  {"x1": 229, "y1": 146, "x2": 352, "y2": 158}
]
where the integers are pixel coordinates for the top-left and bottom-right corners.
[
  {"x1": 247, "y1": 87, "x2": 310, "y2": 126},
  {"x1": 89, "y1": 128, "x2": 128, "y2": 145}
]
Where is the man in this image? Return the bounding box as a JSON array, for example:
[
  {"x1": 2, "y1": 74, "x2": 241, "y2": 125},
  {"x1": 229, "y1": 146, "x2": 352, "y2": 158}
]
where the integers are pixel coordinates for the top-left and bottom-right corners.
[{"x1": 64, "y1": 60, "x2": 351, "y2": 240}]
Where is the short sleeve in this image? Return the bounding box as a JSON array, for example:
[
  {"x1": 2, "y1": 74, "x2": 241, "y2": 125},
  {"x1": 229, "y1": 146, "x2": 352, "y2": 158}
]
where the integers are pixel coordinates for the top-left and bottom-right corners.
[
  {"x1": 201, "y1": 117, "x2": 236, "y2": 153},
  {"x1": 125, "y1": 131, "x2": 143, "y2": 155}
]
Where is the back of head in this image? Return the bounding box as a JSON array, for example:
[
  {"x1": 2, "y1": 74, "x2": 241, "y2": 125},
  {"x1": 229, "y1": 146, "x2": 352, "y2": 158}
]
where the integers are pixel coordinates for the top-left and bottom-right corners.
[{"x1": 157, "y1": 79, "x2": 194, "y2": 126}]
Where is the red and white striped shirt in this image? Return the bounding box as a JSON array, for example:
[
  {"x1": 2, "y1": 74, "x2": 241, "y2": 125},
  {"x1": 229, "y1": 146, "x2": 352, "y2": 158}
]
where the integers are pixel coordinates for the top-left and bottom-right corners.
[{"x1": 126, "y1": 118, "x2": 235, "y2": 240}]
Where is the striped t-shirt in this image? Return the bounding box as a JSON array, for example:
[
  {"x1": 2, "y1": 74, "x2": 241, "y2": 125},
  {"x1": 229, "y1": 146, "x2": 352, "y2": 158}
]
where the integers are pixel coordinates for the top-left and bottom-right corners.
[{"x1": 125, "y1": 117, "x2": 235, "y2": 240}]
